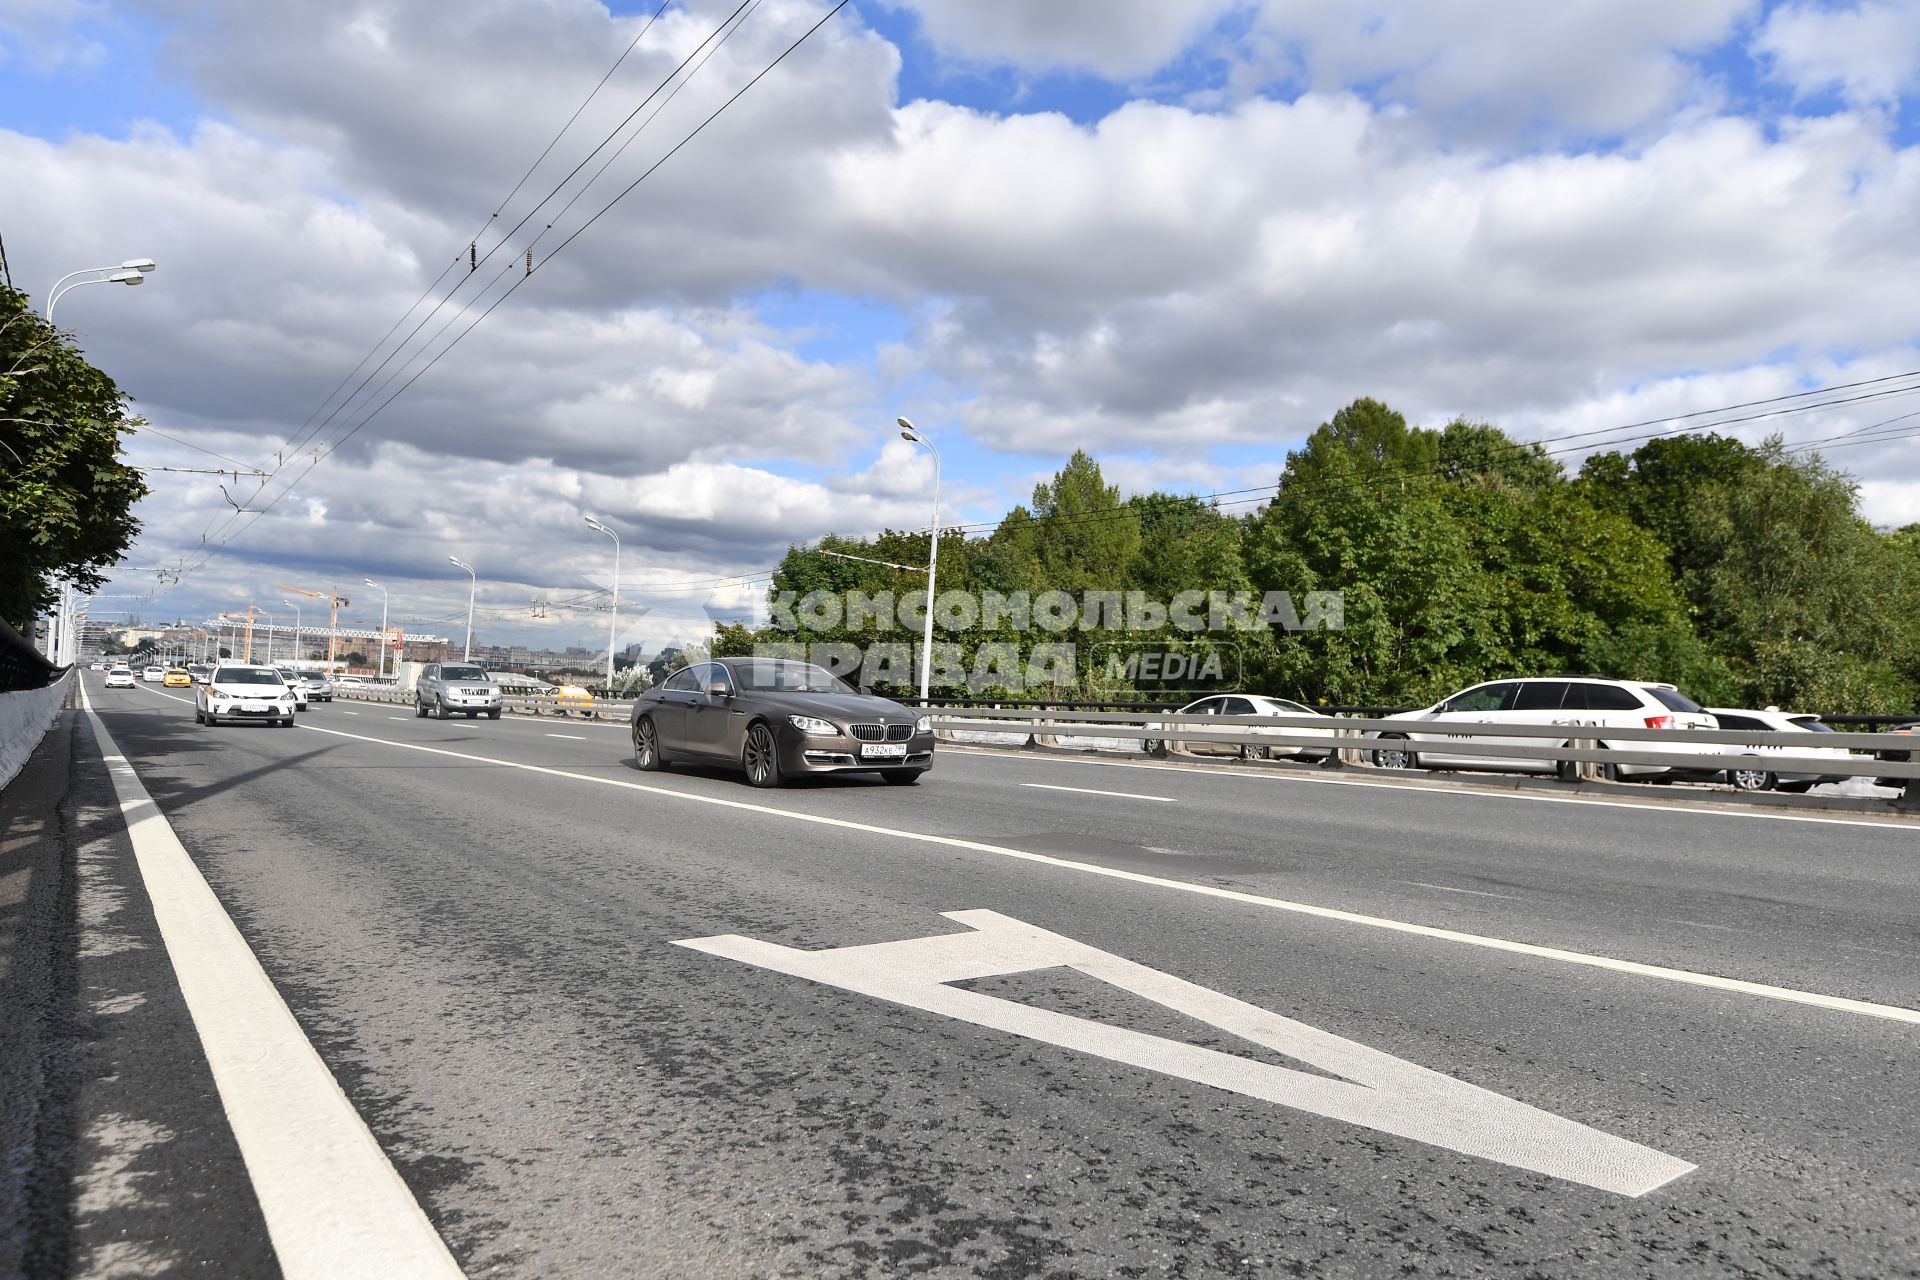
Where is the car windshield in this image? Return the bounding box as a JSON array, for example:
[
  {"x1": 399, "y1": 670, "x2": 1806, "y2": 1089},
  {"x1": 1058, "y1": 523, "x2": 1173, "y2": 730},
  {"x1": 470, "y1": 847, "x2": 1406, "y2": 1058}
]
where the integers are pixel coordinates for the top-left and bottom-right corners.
[
  {"x1": 728, "y1": 659, "x2": 851, "y2": 694},
  {"x1": 1646, "y1": 687, "x2": 1705, "y2": 713},
  {"x1": 217, "y1": 668, "x2": 284, "y2": 686},
  {"x1": 441, "y1": 665, "x2": 489, "y2": 682},
  {"x1": 1795, "y1": 718, "x2": 1834, "y2": 733}
]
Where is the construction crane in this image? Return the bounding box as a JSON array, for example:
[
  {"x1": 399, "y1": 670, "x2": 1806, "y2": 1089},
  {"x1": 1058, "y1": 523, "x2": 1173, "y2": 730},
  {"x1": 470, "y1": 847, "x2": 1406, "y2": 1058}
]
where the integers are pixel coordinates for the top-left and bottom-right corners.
[
  {"x1": 275, "y1": 582, "x2": 350, "y2": 673},
  {"x1": 216, "y1": 607, "x2": 268, "y2": 663}
]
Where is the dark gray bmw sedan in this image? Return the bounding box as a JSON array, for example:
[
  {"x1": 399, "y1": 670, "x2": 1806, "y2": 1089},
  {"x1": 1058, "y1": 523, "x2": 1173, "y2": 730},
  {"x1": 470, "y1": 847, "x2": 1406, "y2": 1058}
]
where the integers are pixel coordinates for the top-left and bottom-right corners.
[{"x1": 630, "y1": 657, "x2": 934, "y2": 787}]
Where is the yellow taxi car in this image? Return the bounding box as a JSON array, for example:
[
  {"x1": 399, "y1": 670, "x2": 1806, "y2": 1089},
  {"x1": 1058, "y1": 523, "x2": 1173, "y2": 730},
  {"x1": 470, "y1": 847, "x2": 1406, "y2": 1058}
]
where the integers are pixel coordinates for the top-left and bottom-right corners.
[
  {"x1": 162, "y1": 667, "x2": 193, "y2": 687},
  {"x1": 551, "y1": 684, "x2": 599, "y2": 717}
]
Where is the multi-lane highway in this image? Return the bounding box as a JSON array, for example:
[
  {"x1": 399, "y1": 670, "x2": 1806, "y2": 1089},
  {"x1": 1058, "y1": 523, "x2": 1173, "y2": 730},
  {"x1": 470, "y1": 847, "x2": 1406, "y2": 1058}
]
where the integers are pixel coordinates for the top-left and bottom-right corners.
[{"x1": 50, "y1": 671, "x2": 1920, "y2": 1276}]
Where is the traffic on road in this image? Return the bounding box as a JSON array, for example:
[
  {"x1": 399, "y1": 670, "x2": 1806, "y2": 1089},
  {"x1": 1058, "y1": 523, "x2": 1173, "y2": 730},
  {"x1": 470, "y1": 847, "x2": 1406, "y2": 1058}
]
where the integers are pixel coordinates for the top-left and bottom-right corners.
[{"x1": 43, "y1": 666, "x2": 1918, "y2": 1276}]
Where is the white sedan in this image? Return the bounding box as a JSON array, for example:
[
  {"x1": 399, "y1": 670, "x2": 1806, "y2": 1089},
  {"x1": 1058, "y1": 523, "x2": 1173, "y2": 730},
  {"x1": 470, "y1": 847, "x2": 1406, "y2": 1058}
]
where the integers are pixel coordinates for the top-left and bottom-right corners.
[
  {"x1": 141, "y1": 664, "x2": 167, "y2": 682},
  {"x1": 1143, "y1": 694, "x2": 1339, "y2": 760},
  {"x1": 104, "y1": 666, "x2": 136, "y2": 689},
  {"x1": 195, "y1": 665, "x2": 298, "y2": 727}
]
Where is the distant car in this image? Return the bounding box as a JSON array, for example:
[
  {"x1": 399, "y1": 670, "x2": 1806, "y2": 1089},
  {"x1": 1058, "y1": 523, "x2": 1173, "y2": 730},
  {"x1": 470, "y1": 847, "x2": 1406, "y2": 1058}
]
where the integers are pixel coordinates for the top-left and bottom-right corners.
[
  {"x1": 1368, "y1": 677, "x2": 1721, "y2": 782},
  {"x1": 300, "y1": 672, "x2": 335, "y2": 702},
  {"x1": 272, "y1": 667, "x2": 311, "y2": 713},
  {"x1": 415, "y1": 662, "x2": 502, "y2": 719},
  {"x1": 1142, "y1": 694, "x2": 1338, "y2": 761},
  {"x1": 333, "y1": 675, "x2": 366, "y2": 688},
  {"x1": 195, "y1": 664, "x2": 297, "y2": 727},
  {"x1": 1703, "y1": 708, "x2": 1856, "y2": 792},
  {"x1": 162, "y1": 667, "x2": 193, "y2": 688},
  {"x1": 550, "y1": 684, "x2": 598, "y2": 717},
  {"x1": 89, "y1": 661, "x2": 105, "y2": 671},
  {"x1": 1875, "y1": 722, "x2": 1918, "y2": 790},
  {"x1": 141, "y1": 664, "x2": 166, "y2": 683},
  {"x1": 104, "y1": 666, "x2": 136, "y2": 689},
  {"x1": 631, "y1": 657, "x2": 933, "y2": 787},
  {"x1": 186, "y1": 663, "x2": 213, "y2": 685}
]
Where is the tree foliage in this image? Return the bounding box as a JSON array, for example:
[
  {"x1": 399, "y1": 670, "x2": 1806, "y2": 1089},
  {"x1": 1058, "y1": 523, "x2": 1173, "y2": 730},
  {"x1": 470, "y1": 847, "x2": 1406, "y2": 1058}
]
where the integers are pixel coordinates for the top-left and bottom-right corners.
[
  {"x1": 727, "y1": 397, "x2": 1916, "y2": 712},
  {"x1": 0, "y1": 285, "x2": 150, "y2": 629}
]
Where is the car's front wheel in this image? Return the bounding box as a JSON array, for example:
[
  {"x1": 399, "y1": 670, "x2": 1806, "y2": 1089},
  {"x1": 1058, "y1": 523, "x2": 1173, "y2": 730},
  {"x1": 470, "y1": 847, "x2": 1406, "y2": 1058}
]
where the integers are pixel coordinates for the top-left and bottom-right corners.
[
  {"x1": 743, "y1": 723, "x2": 782, "y2": 788},
  {"x1": 487, "y1": 709, "x2": 501, "y2": 720},
  {"x1": 437, "y1": 698, "x2": 454, "y2": 720},
  {"x1": 1370, "y1": 735, "x2": 1417, "y2": 770},
  {"x1": 1729, "y1": 765, "x2": 1775, "y2": 792},
  {"x1": 633, "y1": 716, "x2": 668, "y2": 771},
  {"x1": 415, "y1": 700, "x2": 428, "y2": 718}
]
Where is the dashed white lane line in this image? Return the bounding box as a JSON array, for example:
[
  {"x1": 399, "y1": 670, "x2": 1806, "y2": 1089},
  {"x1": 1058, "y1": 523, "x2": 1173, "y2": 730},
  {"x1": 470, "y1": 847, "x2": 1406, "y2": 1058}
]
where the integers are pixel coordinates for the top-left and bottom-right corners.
[
  {"x1": 1019, "y1": 782, "x2": 1175, "y2": 803},
  {"x1": 544, "y1": 733, "x2": 586, "y2": 740},
  {"x1": 78, "y1": 681, "x2": 462, "y2": 1278},
  {"x1": 1394, "y1": 880, "x2": 1520, "y2": 901},
  {"x1": 342, "y1": 710, "x2": 359, "y2": 715},
  {"x1": 388, "y1": 716, "x2": 409, "y2": 721},
  {"x1": 289, "y1": 719, "x2": 1920, "y2": 1027}
]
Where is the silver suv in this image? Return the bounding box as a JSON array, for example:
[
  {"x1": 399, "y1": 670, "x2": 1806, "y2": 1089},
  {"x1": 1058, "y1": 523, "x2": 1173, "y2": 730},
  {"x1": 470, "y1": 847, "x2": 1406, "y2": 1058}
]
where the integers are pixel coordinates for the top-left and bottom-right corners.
[{"x1": 415, "y1": 662, "x2": 502, "y2": 719}]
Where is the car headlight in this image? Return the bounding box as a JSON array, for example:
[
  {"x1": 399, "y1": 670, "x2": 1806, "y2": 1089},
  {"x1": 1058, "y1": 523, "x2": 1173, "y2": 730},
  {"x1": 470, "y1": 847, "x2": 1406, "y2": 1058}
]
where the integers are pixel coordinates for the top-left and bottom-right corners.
[
  {"x1": 211, "y1": 689, "x2": 230, "y2": 700},
  {"x1": 916, "y1": 715, "x2": 933, "y2": 734},
  {"x1": 789, "y1": 715, "x2": 838, "y2": 736}
]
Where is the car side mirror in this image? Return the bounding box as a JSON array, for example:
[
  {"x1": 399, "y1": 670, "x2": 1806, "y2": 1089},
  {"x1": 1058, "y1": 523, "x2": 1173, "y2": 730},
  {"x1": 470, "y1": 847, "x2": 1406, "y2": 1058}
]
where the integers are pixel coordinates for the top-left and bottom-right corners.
[{"x1": 711, "y1": 683, "x2": 733, "y2": 699}]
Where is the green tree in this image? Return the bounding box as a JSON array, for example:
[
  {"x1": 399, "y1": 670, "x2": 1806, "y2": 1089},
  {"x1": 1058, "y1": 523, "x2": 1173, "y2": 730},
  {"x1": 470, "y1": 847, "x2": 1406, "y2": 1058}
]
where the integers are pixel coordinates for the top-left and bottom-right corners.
[
  {"x1": 1026, "y1": 450, "x2": 1139, "y2": 592},
  {"x1": 0, "y1": 286, "x2": 150, "y2": 628}
]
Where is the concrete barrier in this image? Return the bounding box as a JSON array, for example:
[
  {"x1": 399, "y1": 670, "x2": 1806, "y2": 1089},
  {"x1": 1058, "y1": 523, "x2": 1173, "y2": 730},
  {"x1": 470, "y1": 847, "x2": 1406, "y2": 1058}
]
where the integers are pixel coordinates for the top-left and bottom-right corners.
[{"x1": 0, "y1": 672, "x2": 72, "y2": 792}]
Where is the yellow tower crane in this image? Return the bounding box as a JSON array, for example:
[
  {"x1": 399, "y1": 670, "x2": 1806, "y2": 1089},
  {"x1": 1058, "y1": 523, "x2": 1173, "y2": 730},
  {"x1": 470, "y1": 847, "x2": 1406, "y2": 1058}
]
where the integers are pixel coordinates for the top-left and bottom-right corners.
[
  {"x1": 275, "y1": 582, "x2": 350, "y2": 673},
  {"x1": 216, "y1": 607, "x2": 267, "y2": 663}
]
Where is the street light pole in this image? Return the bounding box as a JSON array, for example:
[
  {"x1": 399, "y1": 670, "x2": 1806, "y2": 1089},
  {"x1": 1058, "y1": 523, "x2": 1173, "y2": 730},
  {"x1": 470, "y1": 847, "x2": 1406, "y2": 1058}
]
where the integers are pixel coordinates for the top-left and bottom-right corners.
[
  {"x1": 583, "y1": 516, "x2": 620, "y2": 692},
  {"x1": 364, "y1": 579, "x2": 389, "y2": 679},
  {"x1": 45, "y1": 259, "x2": 156, "y2": 324},
  {"x1": 898, "y1": 418, "x2": 941, "y2": 706},
  {"x1": 260, "y1": 609, "x2": 274, "y2": 664},
  {"x1": 450, "y1": 557, "x2": 476, "y2": 661},
  {"x1": 282, "y1": 599, "x2": 302, "y2": 662}
]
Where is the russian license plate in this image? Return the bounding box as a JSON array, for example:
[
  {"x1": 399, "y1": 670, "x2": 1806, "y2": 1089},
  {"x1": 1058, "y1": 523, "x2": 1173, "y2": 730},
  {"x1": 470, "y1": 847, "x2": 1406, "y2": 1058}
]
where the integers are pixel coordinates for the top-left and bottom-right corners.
[
  {"x1": 860, "y1": 743, "x2": 908, "y2": 760},
  {"x1": 243, "y1": 701, "x2": 270, "y2": 712}
]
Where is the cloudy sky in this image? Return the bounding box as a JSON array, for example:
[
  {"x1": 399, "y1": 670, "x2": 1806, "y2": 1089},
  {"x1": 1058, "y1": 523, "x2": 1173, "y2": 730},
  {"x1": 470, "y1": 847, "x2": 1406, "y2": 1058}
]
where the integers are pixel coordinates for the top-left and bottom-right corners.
[{"x1": 4, "y1": 0, "x2": 1918, "y2": 654}]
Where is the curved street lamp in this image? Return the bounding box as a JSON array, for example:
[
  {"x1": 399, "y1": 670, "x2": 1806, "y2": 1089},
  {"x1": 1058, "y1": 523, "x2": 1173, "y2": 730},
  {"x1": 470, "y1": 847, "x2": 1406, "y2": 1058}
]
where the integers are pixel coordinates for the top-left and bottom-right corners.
[
  {"x1": 281, "y1": 599, "x2": 302, "y2": 661},
  {"x1": 583, "y1": 515, "x2": 620, "y2": 693},
  {"x1": 898, "y1": 417, "x2": 941, "y2": 705},
  {"x1": 450, "y1": 557, "x2": 476, "y2": 661},
  {"x1": 46, "y1": 258, "x2": 157, "y2": 324},
  {"x1": 364, "y1": 578, "x2": 390, "y2": 679}
]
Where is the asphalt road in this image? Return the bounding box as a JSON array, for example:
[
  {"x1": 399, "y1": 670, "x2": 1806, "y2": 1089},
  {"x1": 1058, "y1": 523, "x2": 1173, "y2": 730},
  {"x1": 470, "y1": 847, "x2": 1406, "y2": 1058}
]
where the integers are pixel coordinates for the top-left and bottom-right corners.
[{"x1": 66, "y1": 673, "x2": 1920, "y2": 1277}]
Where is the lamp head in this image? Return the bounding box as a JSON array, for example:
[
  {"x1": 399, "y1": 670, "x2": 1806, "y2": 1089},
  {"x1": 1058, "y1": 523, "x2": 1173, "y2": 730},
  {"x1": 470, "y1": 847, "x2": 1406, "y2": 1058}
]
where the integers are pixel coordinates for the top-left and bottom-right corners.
[
  {"x1": 121, "y1": 258, "x2": 157, "y2": 273},
  {"x1": 109, "y1": 272, "x2": 143, "y2": 286}
]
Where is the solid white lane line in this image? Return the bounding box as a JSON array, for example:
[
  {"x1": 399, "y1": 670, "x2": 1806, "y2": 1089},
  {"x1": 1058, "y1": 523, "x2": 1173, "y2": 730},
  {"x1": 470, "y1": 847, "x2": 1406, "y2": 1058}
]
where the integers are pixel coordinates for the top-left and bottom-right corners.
[
  {"x1": 544, "y1": 733, "x2": 586, "y2": 740},
  {"x1": 292, "y1": 721, "x2": 1920, "y2": 1027},
  {"x1": 77, "y1": 684, "x2": 461, "y2": 1278},
  {"x1": 1019, "y1": 782, "x2": 1175, "y2": 803},
  {"x1": 1395, "y1": 880, "x2": 1520, "y2": 901},
  {"x1": 944, "y1": 746, "x2": 1919, "y2": 832}
]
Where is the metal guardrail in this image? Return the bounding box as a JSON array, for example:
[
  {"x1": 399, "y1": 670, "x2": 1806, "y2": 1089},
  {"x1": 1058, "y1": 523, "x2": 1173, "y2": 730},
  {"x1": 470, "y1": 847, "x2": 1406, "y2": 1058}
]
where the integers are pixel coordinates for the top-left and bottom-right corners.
[
  {"x1": 928, "y1": 709, "x2": 1920, "y2": 791},
  {"x1": 0, "y1": 615, "x2": 62, "y2": 693},
  {"x1": 330, "y1": 688, "x2": 1917, "y2": 799}
]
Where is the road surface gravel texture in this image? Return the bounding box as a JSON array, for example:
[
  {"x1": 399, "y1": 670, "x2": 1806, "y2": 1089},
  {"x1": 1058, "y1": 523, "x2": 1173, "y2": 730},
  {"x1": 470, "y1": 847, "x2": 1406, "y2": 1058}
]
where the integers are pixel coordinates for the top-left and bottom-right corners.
[{"x1": 48, "y1": 672, "x2": 1920, "y2": 1277}]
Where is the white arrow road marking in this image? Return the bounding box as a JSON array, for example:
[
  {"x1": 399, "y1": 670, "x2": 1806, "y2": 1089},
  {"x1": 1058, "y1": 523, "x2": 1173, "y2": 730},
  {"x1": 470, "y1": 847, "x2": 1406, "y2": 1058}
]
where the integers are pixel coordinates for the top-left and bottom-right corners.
[{"x1": 676, "y1": 910, "x2": 1695, "y2": 1197}]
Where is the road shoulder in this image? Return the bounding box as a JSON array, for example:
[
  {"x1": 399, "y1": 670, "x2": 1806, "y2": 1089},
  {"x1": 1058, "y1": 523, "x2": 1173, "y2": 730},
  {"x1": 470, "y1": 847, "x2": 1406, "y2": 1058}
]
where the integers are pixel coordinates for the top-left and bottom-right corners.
[{"x1": 0, "y1": 706, "x2": 278, "y2": 1278}]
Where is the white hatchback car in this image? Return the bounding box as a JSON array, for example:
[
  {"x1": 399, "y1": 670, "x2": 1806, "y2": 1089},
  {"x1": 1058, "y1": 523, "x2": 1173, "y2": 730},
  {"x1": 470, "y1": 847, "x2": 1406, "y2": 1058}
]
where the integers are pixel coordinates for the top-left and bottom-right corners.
[
  {"x1": 195, "y1": 664, "x2": 298, "y2": 727},
  {"x1": 273, "y1": 667, "x2": 312, "y2": 713},
  {"x1": 141, "y1": 664, "x2": 166, "y2": 683},
  {"x1": 1370, "y1": 677, "x2": 1721, "y2": 781},
  {"x1": 1704, "y1": 708, "x2": 1855, "y2": 792},
  {"x1": 1143, "y1": 694, "x2": 1338, "y2": 760},
  {"x1": 104, "y1": 666, "x2": 136, "y2": 688}
]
